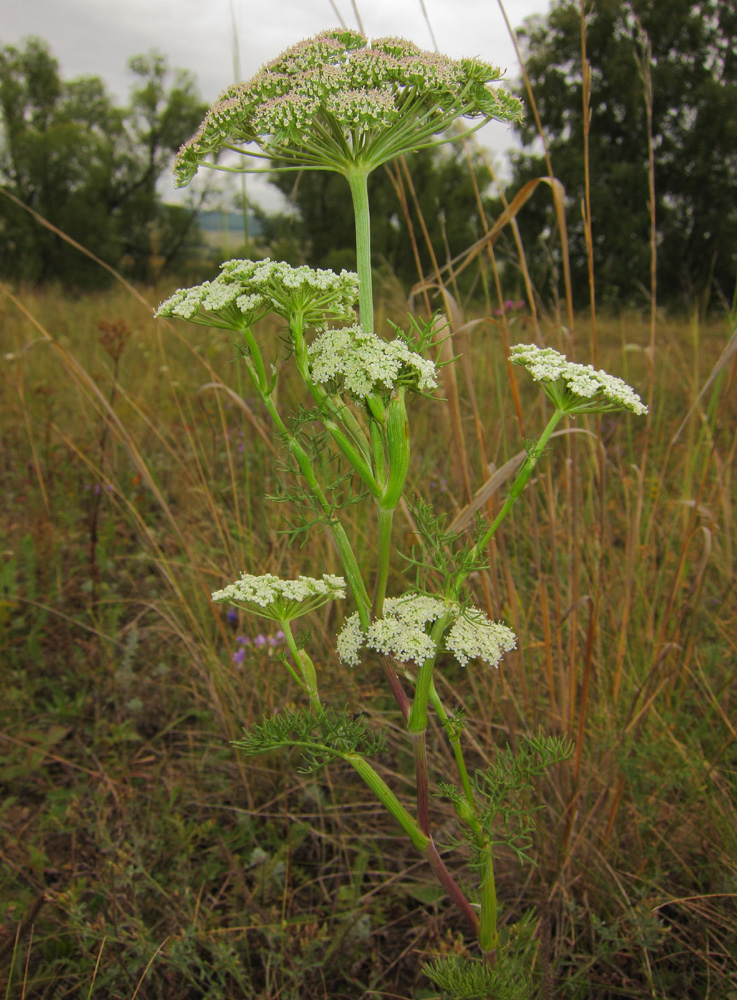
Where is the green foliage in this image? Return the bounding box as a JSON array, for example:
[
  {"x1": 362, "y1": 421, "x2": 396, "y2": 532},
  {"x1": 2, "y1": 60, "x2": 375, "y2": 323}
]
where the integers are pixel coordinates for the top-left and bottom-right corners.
[
  {"x1": 405, "y1": 496, "x2": 492, "y2": 594},
  {"x1": 0, "y1": 39, "x2": 207, "y2": 287},
  {"x1": 233, "y1": 706, "x2": 387, "y2": 772},
  {"x1": 423, "y1": 915, "x2": 537, "y2": 999},
  {"x1": 1, "y1": 288, "x2": 735, "y2": 997},
  {"x1": 507, "y1": 0, "x2": 737, "y2": 306},
  {"x1": 440, "y1": 733, "x2": 574, "y2": 865}
]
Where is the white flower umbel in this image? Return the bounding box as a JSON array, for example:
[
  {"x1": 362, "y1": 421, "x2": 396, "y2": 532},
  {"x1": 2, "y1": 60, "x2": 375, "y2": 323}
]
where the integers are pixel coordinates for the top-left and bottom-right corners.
[
  {"x1": 510, "y1": 343, "x2": 648, "y2": 416},
  {"x1": 337, "y1": 593, "x2": 516, "y2": 669},
  {"x1": 338, "y1": 594, "x2": 446, "y2": 667},
  {"x1": 156, "y1": 279, "x2": 266, "y2": 330},
  {"x1": 212, "y1": 572, "x2": 346, "y2": 622},
  {"x1": 157, "y1": 259, "x2": 358, "y2": 330},
  {"x1": 174, "y1": 29, "x2": 523, "y2": 185},
  {"x1": 445, "y1": 610, "x2": 517, "y2": 668},
  {"x1": 221, "y1": 259, "x2": 359, "y2": 326},
  {"x1": 308, "y1": 326, "x2": 437, "y2": 399}
]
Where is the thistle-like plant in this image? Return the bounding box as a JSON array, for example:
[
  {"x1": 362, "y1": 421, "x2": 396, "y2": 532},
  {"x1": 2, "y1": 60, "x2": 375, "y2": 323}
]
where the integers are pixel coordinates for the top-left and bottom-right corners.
[{"x1": 160, "y1": 29, "x2": 648, "y2": 997}]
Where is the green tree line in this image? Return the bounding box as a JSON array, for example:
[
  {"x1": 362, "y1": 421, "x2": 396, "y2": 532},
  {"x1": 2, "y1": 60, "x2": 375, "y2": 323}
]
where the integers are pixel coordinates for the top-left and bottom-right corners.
[
  {"x1": 0, "y1": 38, "x2": 207, "y2": 287},
  {"x1": 508, "y1": 0, "x2": 737, "y2": 309},
  {"x1": 2, "y1": 2, "x2": 736, "y2": 307}
]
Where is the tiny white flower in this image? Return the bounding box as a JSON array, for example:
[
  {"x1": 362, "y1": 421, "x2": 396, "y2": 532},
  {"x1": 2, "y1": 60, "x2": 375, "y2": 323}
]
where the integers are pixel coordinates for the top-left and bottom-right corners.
[
  {"x1": 336, "y1": 592, "x2": 515, "y2": 670},
  {"x1": 308, "y1": 326, "x2": 437, "y2": 399},
  {"x1": 336, "y1": 612, "x2": 367, "y2": 667},
  {"x1": 445, "y1": 611, "x2": 516, "y2": 668},
  {"x1": 212, "y1": 572, "x2": 346, "y2": 621},
  {"x1": 510, "y1": 343, "x2": 648, "y2": 415}
]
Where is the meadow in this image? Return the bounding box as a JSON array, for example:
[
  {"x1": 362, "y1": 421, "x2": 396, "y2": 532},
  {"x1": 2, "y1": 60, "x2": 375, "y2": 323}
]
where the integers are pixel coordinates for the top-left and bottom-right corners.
[{"x1": 1, "y1": 257, "x2": 735, "y2": 998}]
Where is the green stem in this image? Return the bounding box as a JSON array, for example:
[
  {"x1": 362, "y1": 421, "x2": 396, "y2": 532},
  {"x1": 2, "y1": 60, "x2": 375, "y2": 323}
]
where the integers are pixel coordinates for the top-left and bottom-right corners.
[
  {"x1": 452, "y1": 408, "x2": 566, "y2": 598},
  {"x1": 411, "y1": 731, "x2": 430, "y2": 836},
  {"x1": 345, "y1": 752, "x2": 429, "y2": 852},
  {"x1": 346, "y1": 168, "x2": 373, "y2": 333},
  {"x1": 290, "y1": 314, "x2": 379, "y2": 495},
  {"x1": 408, "y1": 614, "x2": 454, "y2": 735},
  {"x1": 429, "y1": 681, "x2": 477, "y2": 811},
  {"x1": 373, "y1": 505, "x2": 394, "y2": 618},
  {"x1": 369, "y1": 414, "x2": 387, "y2": 490},
  {"x1": 345, "y1": 752, "x2": 479, "y2": 936},
  {"x1": 479, "y1": 848, "x2": 499, "y2": 957},
  {"x1": 243, "y1": 356, "x2": 371, "y2": 629},
  {"x1": 281, "y1": 619, "x2": 320, "y2": 711}
]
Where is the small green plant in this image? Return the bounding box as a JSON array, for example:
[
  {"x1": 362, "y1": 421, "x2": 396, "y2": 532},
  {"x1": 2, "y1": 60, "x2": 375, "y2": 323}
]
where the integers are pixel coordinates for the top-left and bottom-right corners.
[{"x1": 159, "y1": 29, "x2": 648, "y2": 996}]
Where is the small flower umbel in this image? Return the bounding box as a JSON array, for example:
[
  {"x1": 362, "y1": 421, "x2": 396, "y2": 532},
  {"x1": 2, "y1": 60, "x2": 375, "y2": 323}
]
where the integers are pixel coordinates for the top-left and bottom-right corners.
[
  {"x1": 220, "y1": 259, "x2": 359, "y2": 328},
  {"x1": 450, "y1": 344, "x2": 649, "y2": 597},
  {"x1": 212, "y1": 573, "x2": 346, "y2": 710},
  {"x1": 308, "y1": 325, "x2": 438, "y2": 401},
  {"x1": 156, "y1": 258, "x2": 358, "y2": 332},
  {"x1": 337, "y1": 593, "x2": 516, "y2": 670},
  {"x1": 509, "y1": 343, "x2": 648, "y2": 416}
]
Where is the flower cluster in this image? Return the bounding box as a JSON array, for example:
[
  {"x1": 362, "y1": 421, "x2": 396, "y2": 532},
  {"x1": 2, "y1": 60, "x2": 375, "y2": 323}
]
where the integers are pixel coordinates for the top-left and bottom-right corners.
[
  {"x1": 175, "y1": 29, "x2": 523, "y2": 185},
  {"x1": 308, "y1": 326, "x2": 438, "y2": 399},
  {"x1": 156, "y1": 259, "x2": 359, "y2": 330},
  {"x1": 445, "y1": 610, "x2": 517, "y2": 667},
  {"x1": 212, "y1": 572, "x2": 346, "y2": 622},
  {"x1": 510, "y1": 343, "x2": 648, "y2": 416},
  {"x1": 221, "y1": 259, "x2": 359, "y2": 325},
  {"x1": 156, "y1": 279, "x2": 265, "y2": 330},
  {"x1": 337, "y1": 593, "x2": 516, "y2": 668}
]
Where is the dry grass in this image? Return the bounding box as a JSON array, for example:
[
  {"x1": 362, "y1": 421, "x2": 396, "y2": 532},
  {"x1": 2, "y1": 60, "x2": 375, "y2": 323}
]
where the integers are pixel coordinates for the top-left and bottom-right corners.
[
  {"x1": 1, "y1": 268, "x2": 735, "y2": 998},
  {"x1": 1, "y1": 7, "x2": 736, "y2": 991}
]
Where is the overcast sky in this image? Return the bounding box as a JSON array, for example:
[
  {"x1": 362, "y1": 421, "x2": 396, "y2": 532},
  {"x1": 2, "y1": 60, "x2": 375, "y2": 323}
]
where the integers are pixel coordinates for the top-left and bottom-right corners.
[{"x1": 2, "y1": 0, "x2": 550, "y2": 208}]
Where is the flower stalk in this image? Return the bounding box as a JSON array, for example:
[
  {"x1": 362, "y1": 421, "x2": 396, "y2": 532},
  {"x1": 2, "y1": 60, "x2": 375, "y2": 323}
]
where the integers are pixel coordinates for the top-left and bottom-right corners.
[{"x1": 158, "y1": 28, "x2": 647, "y2": 992}]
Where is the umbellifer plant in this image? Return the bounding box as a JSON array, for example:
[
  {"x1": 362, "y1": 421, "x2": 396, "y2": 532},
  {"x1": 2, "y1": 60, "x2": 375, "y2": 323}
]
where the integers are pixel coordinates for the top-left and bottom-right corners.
[{"x1": 159, "y1": 29, "x2": 647, "y2": 998}]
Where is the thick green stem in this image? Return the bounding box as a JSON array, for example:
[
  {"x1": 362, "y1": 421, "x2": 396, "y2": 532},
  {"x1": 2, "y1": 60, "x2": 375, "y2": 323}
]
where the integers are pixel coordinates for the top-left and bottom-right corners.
[
  {"x1": 408, "y1": 614, "x2": 453, "y2": 735},
  {"x1": 345, "y1": 753, "x2": 429, "y2": 852},
  {"x1": 346, "y1": 168, "x2": 373, "y2": 333},
  {"x1": 479, "y1": 849, "x2": 499, "y2": 957},
  {"x1": 281, "y1": 619, "x2": 320, "y2": 711},
  {"x1": 373, "y1": 505, "x2": 394, "y2": 618},
  {"x1": 411, "y1": 731, "x2": 430, "y2": 836}
]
